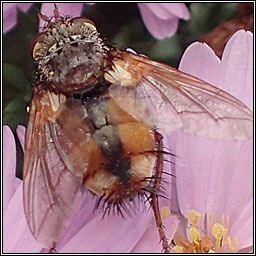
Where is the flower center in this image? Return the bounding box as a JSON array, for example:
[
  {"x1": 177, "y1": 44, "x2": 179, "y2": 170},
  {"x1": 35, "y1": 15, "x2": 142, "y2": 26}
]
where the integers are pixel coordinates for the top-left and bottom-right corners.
[{"x1": 162, "y1": 208, "x2": 238, "y2": 253}]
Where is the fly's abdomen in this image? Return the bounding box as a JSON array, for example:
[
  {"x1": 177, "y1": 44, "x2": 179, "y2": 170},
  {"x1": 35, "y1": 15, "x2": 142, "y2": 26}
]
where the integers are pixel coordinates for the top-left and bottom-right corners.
[{"x1": 83, "y1": 94, "x2": 158, "y2": 203}]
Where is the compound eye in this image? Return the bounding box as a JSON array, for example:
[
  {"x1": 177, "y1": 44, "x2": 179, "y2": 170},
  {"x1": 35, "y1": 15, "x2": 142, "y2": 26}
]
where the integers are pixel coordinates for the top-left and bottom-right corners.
[
  {"x1": 30, "y1": 32, "x2": 47, "y2": 58},
  {"x1": 71, "y1": 17, "x2": 96, "y2": 29}
]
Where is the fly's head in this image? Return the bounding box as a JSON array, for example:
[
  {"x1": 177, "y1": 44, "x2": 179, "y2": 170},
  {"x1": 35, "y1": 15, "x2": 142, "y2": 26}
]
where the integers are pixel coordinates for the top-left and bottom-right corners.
[{"x1": 31, "y1": 16, "x2": 110, "y2": 92}]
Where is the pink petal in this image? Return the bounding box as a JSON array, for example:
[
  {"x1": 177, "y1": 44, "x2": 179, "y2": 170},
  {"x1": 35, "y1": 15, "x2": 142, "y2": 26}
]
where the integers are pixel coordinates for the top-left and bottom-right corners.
[
  {"x1": 40, "y1": 3, "x2": 84, "y2": 18},
  {"x1": 173, "y1": 135, "x2": 252, "y2": 240},
  {"x1": 204, "y1": 139, "x2": 252, "y2": 224},
  {"x1": 179, "y1": 30, "x2": 253, "y2": 112},
  {"x1": 3, "y1": 126, "x2": 21, "y2": 212},
  {"x1": 237, "y1": 246, "x2": 253, "y2": 253},
  {"x1": 138, "y1": 3, "x2": 179, "y2": 39},
  {"x1": 131, "y1": 215, "x2": 179, "y2": 253},
  {"x1": 219, "y1": 30, "x2": 253, "y2": 110},
  {"x1": 60, "y1": 209, "x2": 154, "y2": 253},
  {"x1": 141, "y1": 3, "x2": 178, "y2": 20},
  {"x1": 16, "y1": 125, "x2": 26, "y2": 152},
  {"x1": 160, "y1": 132, "x2": 180, "y2": 212},
  {"x1": 3, "y1": 184, "x2": 42, "y2": 253},
  {"x1": 174, "y1": 29, "x2": 253, "y2": 237},
  {"x1": 52, "y1": 191, "x2": 103, "y2": 251},
  {"x1": 159, "y1": 3, "x2": 190, "y2": 19},
  {"x1": 220, "y1": 139, "x2": 252, "y2": 222},
  {"x1": 173, "y1": 133, "x2": 215, "y2": 219},
  {"x1": 40, "y1": 3, "x2": 84, "y2": 29},
  {"x1": 3, "y1": 3, "x2": 33, "y2": 34},
  {"x1": 179, "y1": 42, "x2": 221, "y2": 86},
  {"x1": 228, "y1": 198, "x2": 253, "y2": 251},
  {"x1": 144, "y1": 3, "x2": 189, "y2": 20},
  {"x1": 4, "y1": 181, "x2": 92, "y2": 253}
]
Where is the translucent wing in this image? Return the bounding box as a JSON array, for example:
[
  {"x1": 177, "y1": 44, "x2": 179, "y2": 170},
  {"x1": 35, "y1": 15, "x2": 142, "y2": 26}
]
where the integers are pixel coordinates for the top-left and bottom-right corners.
[
  {"x1": 106, "y1": 49, "x2": 253, "y2": 140},
  {"x1": 23, "y1": 87, "x2": 90, "y2": 248}
]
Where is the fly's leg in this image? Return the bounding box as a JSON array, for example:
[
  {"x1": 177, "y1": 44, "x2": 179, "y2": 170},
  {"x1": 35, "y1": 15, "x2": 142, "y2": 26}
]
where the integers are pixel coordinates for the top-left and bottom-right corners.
[
  {"x1": 49, "y1": 246, "x2": 56, "y2": 253},
  {"x1": 151, "y1": 131, "x2": 170, "y2": 253}
]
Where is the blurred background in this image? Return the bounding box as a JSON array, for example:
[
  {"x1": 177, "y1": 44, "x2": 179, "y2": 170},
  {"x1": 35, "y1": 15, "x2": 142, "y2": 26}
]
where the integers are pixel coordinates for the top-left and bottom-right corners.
[{"x1": 2, "y1": 2, "x2": 253, "y2": 131}]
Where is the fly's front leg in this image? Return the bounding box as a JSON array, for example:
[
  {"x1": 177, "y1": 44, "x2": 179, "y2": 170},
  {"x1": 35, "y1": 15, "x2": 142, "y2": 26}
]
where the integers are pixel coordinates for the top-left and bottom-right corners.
[{"x1": 151, "y1": 131, "x2": 170, "y2": 253}]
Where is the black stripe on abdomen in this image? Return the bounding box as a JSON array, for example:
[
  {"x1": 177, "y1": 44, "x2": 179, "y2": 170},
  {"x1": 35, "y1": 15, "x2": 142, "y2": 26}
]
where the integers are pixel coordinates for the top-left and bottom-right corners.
[{"x1": 93, "y1": 125, "x2": 131, "y2": 186}]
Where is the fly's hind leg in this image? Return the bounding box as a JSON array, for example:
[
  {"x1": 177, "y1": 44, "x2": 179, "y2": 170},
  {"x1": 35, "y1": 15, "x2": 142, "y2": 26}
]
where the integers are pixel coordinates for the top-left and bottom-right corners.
[
  {"x1": 151, "y1": 131, "x2": 170, "y2": 253},
  {"x1": 49, "y1": 248, "x2": 56, "y2": 253}
]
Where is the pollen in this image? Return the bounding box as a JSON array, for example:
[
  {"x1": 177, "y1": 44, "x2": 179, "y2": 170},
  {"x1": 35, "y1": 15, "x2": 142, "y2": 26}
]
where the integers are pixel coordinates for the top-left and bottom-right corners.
[
  {"x1": 161, "y1": 206, "x2": 171, "y2": 219},
  {"x1": 189, "y1": 226, "x2": 201, "y2": 243},
  {"x1": 188, "y1": 209, "x2": 201, "y2": 227},
  {"x1": 173, "y1": 245, "x2": 184, "y2": 253},
  {"x1": 211, "y1": 223, "x2": 227, "y2": 241},
  {"x1": 172, "y1": 210, "x2": 238, "y2": 253}
]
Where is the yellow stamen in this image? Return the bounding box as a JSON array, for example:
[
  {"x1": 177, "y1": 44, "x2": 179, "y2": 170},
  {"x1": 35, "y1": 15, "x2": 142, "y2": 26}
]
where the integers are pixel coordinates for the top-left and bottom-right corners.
[
  {"x1": 227, "y1": 236, "x2": 238, "y2": 252},
  {"x1": 211, "y1": 223, "x2": 228, "y2": 241},
  {"x1": 188, "y1": 210, "x2": 201, "y2": 227},
  {"x1": 172, "y1": 211, "x2": 239, "y2": 253},
  {"x1": 161, "y1": 206, "x2": 171, "y2": 219},
  {"x1": 211, "y1": 223, "x2": 228, "y2": 251},
  {"x1": 173, "y1": 245, "x2": 185, "y2": 253},
  {"x1": 222, "y1": 214, "x2": 230, "y2": 229},
  {"x1": 208, "y1": 212, "x2": 216, "y2": 231},
  {"x1": 189, "y1": 226, "x2": 201, "y2": 243}
]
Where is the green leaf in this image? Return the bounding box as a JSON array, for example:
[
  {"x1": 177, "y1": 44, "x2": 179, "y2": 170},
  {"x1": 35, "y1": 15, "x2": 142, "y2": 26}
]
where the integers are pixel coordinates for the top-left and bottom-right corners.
[
  {"x1": 3, "y1": 63, "x2": 29, "y2": 89},
  {"x1": 3, "y1": 96, "x2": 29, "y2": 130}
]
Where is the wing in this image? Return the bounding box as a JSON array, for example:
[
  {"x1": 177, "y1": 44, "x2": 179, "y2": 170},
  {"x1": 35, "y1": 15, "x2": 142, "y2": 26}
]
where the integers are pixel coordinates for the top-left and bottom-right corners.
[
  {"x1": 105, "y1": 49, "x2": 253, "y2": 140},
  {"x1": 23, "y1": 86, "x2": 90, "y2": 248}
]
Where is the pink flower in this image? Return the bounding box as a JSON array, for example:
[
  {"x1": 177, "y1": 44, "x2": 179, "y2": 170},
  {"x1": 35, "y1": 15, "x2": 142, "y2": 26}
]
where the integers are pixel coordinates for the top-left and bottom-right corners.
[
  {"x1": 40, "y1": 3, "x2": 190, "y2": 39},
  {"x1": 40, "y1": 2, "x2": 84, "y2": 16},
  {"x1": 167, "y1": 30, "x2": 253, "y2": 253},
  {"x1": 3, "y1": 126, "x2": 22, "y2": 211},
  {"x1": 138, "y1": 3, "x2": 190, "y2": 39},
  {"x1": 3, "y1": 3, "x2": 189, "y2": 40},
  {"x1": 39, "y1": 3, "x2": 84, "y2": 29},
  {"x1": 40, "y1": 3, "x2": 84, "y2": 30},
  {"x1": 3, "y1": 3, "x2": 84, "y2": 34},
  {"x1": 3, "y1": 3, "x2": 33, "y2": 34}
]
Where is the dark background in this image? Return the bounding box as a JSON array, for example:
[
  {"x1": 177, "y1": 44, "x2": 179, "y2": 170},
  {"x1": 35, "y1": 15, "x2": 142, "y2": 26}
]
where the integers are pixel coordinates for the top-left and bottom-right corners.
[{"x1": 3, "y1": 3, "x2": 241, "y2": 131}]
